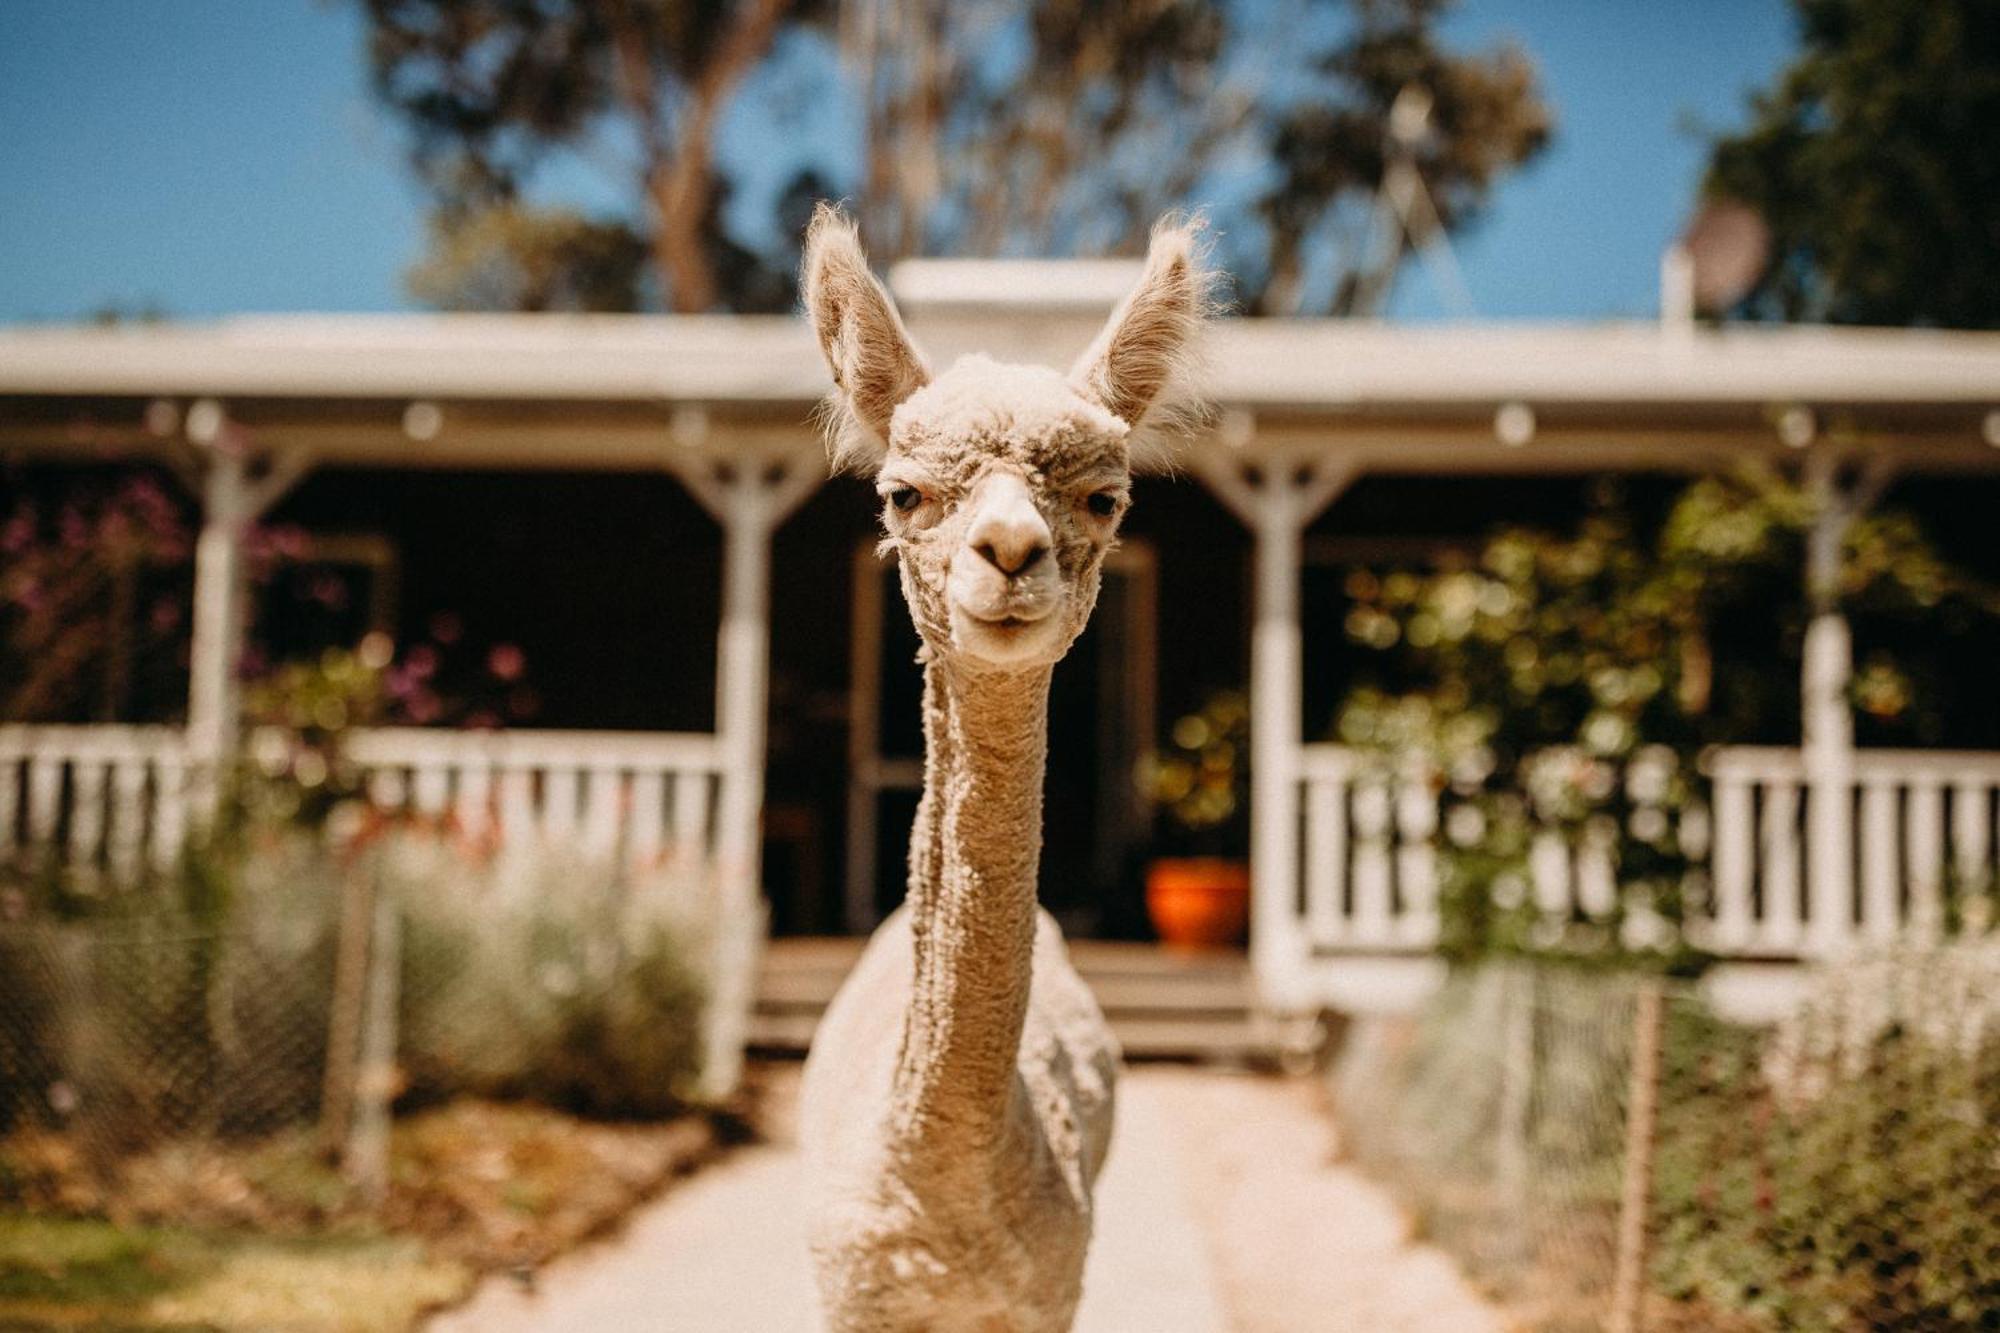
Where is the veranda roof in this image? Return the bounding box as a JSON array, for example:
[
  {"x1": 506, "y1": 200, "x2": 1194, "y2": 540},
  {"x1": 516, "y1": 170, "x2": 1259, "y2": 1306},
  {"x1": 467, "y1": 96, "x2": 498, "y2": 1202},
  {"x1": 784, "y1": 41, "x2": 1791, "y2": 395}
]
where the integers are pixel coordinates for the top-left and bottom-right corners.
[{"x1": 1, "y1": 312, "x2": 1996, "y2": 473}]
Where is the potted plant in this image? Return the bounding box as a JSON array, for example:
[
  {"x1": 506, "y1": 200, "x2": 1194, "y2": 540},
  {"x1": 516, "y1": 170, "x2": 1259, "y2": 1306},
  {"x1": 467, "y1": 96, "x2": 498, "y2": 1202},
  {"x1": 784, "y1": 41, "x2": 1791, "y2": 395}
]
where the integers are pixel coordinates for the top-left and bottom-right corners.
[{"x1": 1139, "y1": 690, "x2": 1251, "y2": 950}]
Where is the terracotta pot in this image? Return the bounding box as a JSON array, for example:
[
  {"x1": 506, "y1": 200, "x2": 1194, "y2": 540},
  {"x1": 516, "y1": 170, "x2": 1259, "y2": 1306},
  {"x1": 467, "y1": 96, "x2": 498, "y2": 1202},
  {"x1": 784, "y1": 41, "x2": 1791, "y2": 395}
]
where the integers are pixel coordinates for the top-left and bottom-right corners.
[{"x1": 1145, "y1": 857, "x2": 1250, "y2": 950}]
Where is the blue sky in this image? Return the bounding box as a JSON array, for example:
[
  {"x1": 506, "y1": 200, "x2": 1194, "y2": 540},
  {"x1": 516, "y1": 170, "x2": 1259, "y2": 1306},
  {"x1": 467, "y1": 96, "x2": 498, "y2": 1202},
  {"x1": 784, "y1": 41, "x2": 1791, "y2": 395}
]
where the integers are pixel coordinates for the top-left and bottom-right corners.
[{"x1": 0, "y1": 1, "x2": 1798, "y2": 324}]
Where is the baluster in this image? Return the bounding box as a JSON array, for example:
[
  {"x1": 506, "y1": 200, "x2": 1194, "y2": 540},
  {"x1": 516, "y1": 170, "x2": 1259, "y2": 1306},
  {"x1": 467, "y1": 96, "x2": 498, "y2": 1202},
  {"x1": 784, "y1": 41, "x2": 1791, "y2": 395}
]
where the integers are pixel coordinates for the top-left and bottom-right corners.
[
  {"x1": 67, "y1": 760, "x2": 106, "y2": 871},
  {"x1": 1530, "y1": 829, "x2": 1571, "y2": 920},
  {"x1": 1394, "y1": 774, "x2": 1438, "y2": 946},
  {"x1": 27, "y1": 755, "x2": 64, "y2": 851},
  {"x1": 1906, "y1": 779, "x2": 1945, "y2": 939},
  {"x1": 108, "y1": 758, "x2": 148, "y2": 883},
  {"x1": 581, "y1": 766, "x2": 623, "y2": 859},
  {"x1": 1350, "y1": 779, "x2": 1393, "y2": 946},
  {"x1": 0, "y1": 747, "x2": 19, "y2": 860},
  {"x1": 672, "y1": 769, "x2": 715, "y2": 876},
  {"x1": 1759, "y1": 782, "x2": 1803, "y2": 953},
  {"x1": 151, "y1": 753, "x2": 188, "y2": 872},
  {"x1": 1303, "y1": 773, "x2": 1346, "y2": 947},
  {"x1": 628, "y1": 770, "x2": 666, "y2": 870},
  {"x1": 498, "y1": 767, "x2": 536, "y2": 846},
  {"x1": 454, "y1": 762, "x2": 493, "y2": 844},
  {"x1": 1577, "y1": 820, "x2": 1617, "y2": 920},
  {"x1": 1710, "y1": 775, "x2": 1754, "y2": 951},
  {"x1": 541, "y1": 767, "x2": 580, "y2": 840},
  {"x1": 1950, "y1": 777, "x2": 1993, "y2": 909},
  {"x1": 1859, "y1": 777, "x2": 1899, "y2": 942},
  {"x1": 368, "y1": 767, "x2": 409, "y2": 814},
  {"x1": 412, "y1": 762, "x2": 451, "y2": 819}
]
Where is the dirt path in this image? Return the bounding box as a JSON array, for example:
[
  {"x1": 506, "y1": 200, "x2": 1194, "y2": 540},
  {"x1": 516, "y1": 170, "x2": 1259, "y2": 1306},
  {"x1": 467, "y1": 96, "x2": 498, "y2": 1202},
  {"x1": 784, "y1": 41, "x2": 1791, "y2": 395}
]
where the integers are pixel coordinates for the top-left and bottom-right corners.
[{"x1": 429, "y1": 1063, "x2": 1501, "y2": 1332}]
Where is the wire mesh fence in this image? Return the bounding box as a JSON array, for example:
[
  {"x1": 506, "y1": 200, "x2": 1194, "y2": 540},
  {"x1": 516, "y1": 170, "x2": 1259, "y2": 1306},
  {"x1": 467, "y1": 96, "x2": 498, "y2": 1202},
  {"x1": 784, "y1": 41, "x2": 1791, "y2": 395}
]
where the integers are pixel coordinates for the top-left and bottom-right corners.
[
  {"x1": 0, "y1": 826, "x2": 725, "y2": 1223},
  {"x1": 1333, "y1": 943, "x2": 2000, "y2": 1332}
]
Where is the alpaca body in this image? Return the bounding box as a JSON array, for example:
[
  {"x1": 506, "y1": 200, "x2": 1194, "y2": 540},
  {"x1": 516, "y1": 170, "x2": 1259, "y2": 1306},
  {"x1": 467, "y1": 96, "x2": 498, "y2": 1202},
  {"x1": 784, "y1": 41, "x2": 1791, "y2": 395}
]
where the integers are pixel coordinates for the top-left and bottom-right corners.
[
  {"x1": 793, "y1": 203, "x2": 1209, "y2": 1333},
  {"x1": 800, "y1": 905, "x2": 1117, "y2": 1332}
]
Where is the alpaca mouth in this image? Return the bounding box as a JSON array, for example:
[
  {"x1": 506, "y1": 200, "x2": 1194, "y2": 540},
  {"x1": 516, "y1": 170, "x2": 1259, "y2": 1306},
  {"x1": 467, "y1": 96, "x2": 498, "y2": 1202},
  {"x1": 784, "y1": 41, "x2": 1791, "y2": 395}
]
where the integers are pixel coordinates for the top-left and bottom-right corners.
[
  {"x1": 951, "y1": 602, "x2": 1063, "y2": 662},
  {"x1": 965, "y1": 607, "x2": 1052, "y2": 631}
]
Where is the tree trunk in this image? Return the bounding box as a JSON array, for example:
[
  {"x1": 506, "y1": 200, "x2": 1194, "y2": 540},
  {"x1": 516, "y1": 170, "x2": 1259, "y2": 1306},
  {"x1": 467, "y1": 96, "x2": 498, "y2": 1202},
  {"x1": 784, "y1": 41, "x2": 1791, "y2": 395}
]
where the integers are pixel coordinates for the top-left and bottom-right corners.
[{"x1": 652, "y1": 0, "x2": 790, "y2": 312}]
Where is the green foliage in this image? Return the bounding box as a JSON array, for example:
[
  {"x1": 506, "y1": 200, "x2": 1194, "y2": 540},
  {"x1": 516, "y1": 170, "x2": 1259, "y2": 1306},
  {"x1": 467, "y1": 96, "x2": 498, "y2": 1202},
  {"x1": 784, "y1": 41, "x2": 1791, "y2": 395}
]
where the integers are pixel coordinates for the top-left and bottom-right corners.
[
  {"x1": 394, "y1": 839, "x2": 708, "y2": 1117},
  {"x1": 1334, "y1": 470, "x2": 2000, "y2": 964},
  {"x1": 0, "y1": 823, "x2": 710, "y2": 1162},
  {"x1": 406, "y1": 205, "x2": 652, "y2": 313},
  {"x1": 0, "y1": 1213, "x2": 468, "y2": 1333},
  {"x1": 1705, "y1": 0, "x2": 2000, "y2": 328},
  {"x1": 356, "y1": 0, "x2": 1551, "y2": 315},
  {"x1": 1651, "y1": 949, "x2": 2000, "y2": 1330},
  {"x1": 1139, "y1": 690, "x2": 1250, "y2": 854},
  {"x1": 1335, "y1": 956, "x2": 2000, "y2": 1332}
]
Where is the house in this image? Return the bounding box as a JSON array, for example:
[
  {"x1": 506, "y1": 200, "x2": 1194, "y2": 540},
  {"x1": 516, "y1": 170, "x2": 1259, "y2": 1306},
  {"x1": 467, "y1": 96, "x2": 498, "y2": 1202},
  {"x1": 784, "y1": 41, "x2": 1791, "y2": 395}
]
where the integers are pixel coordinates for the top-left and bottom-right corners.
[{"x1": 5, "y1": 267, "x2": 2000, "y2": 1083}]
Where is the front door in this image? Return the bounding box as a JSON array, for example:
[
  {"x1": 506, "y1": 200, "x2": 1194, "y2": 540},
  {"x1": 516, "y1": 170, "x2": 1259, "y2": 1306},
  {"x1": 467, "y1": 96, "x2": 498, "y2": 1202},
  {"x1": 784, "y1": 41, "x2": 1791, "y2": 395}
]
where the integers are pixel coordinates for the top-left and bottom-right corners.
[{"x1": 844, "y1": 541, "x2": 1157, "y2": 936}]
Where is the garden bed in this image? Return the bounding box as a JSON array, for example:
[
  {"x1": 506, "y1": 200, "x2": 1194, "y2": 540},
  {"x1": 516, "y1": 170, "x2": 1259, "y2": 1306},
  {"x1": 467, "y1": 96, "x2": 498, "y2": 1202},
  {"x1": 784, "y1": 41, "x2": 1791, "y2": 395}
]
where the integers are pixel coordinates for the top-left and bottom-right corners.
[{"x1": 0, "y1": 1096, "x2": 737, "y2": 1331}]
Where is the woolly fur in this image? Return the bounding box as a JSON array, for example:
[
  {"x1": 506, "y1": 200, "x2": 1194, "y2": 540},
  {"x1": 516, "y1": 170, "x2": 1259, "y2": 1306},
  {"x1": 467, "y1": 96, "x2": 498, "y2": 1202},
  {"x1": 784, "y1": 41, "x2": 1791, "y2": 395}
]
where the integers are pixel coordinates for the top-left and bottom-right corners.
[{"x1": 797, "y1": 206, "x2": 1214, "y2": 1333}]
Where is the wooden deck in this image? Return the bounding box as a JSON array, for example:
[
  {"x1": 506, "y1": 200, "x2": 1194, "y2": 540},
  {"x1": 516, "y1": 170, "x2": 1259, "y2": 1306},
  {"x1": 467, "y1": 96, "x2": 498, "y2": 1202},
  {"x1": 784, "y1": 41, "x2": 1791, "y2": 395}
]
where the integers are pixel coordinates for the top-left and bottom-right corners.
[{"x1": 750, "y1": 937, "x2": 1268, "y2": 1061}]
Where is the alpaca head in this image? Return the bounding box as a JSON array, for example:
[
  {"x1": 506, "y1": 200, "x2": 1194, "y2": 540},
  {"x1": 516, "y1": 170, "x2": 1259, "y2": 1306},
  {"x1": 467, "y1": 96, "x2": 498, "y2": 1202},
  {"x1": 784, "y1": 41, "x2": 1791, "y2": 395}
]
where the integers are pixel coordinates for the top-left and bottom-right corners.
[{"x1": 803, "y1": 205, "x2": 1212, "y2": 670}]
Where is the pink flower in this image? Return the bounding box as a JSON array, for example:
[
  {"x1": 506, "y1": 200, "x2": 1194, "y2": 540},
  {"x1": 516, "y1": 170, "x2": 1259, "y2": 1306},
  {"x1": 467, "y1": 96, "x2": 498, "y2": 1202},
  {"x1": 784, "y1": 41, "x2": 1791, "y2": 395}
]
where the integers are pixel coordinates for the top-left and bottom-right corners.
[
  {"x1": 1, "y1": 512, "x2": 35, "y2": 554},
  {"x1": 405, "y1": 644, "x2": 439, "y2": 679},
  {"x1": 487, "y1": 643, "x2": 526, "y2": 682}
]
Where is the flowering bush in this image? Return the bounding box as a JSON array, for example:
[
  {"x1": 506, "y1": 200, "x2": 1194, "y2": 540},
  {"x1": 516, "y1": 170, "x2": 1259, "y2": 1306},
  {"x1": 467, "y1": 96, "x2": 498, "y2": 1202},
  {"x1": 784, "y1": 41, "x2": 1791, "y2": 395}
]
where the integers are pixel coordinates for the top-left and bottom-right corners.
[
  {"x1": 0, "y1": 473, "x2": 195, "y2": 722},
  {"x1": 1332, "y1": 470, "x2": 1998, "y2": 966},
  {"x1": 240, "y1": 628, "x2": 532, "y2": 828}
]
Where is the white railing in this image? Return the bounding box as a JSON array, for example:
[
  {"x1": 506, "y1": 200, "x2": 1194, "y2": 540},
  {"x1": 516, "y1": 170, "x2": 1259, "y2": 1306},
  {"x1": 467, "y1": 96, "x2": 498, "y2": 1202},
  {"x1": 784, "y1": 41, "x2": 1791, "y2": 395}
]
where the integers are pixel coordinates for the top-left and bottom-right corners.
[
  {"x1": 1294, "y1": 747, "x2": 1440, "y2": 951},
  {"x1": 0, "y1": 724, "x2": 727, "y2": 877},
  {"x1": 0, "y1": 725, "x2": 192, "y2": 879},
  {"x1": 336, "y1": 727, "x2": 725, "y2": 869},
  {"x1": 1291, "y1": 742, "x2": 2000, "y2": 963},
  {"x1": 1707, "y1": 746, "x2": 2000, "y2": 955}
]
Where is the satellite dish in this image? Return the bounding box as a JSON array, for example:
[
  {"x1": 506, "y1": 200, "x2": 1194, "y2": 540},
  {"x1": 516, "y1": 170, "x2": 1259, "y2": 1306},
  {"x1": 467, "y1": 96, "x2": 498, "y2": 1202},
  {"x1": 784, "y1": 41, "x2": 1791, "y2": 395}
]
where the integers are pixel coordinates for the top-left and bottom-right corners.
[{"x1": 1680, "y1": 199, "x2": 1771, "y2": 313}]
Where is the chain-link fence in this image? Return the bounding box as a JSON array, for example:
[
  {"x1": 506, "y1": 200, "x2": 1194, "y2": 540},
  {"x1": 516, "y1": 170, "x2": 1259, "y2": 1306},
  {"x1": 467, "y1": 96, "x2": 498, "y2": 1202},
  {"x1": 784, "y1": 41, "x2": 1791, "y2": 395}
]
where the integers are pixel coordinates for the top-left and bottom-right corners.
[
  {"x1": 0, "y1": 826, "x2": 725, "y2": 1223},
  {"x1": 1333, "y1": 943, "x2": 2000, "y2": 1332}
]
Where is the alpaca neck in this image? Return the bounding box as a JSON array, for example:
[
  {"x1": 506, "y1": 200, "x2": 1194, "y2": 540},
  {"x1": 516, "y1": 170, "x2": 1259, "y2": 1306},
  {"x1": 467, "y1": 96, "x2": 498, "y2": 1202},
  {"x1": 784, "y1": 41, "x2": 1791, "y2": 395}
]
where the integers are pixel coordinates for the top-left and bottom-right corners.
[{"x1": 891, "y1": 655, "x2": 1050, "y2": 1149}]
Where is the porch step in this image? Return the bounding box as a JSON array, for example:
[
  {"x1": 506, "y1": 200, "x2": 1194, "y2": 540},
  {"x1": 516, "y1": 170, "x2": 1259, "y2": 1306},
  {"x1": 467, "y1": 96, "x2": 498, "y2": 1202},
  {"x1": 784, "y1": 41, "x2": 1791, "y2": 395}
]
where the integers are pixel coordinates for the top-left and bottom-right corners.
[{"x1": 749, "y1": 937, "x2": 1266, "y2": 1061}]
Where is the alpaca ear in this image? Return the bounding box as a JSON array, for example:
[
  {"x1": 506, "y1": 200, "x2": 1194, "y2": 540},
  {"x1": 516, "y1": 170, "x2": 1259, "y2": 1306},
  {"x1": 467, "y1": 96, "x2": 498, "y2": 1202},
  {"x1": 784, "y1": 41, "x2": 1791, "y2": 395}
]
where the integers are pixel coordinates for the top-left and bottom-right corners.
[
  {"x1": 1069, "y1": 215, "x2": 1216, "y2": 463},
  {"x1": 802, "y1": 203, "x2": 930, "y2": 470}
]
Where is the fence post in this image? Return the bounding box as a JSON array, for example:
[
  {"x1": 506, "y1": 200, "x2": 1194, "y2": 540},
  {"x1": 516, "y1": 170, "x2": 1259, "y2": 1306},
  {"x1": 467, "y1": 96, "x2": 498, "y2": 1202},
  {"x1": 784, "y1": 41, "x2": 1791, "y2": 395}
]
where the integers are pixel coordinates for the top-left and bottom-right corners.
[
  {"x1": 1493, "y1": 965, "x2": 1534, "y2": 1230},
  {"x1": 1610, "y1": 979, "x2": 1666, "y2": 1333},
  {"x1": 343, "y1": 863, "x2": 401, "y2": 1204},
  {"x1": 321, "y1": 850, "x2": 375, "y2": 1156}
]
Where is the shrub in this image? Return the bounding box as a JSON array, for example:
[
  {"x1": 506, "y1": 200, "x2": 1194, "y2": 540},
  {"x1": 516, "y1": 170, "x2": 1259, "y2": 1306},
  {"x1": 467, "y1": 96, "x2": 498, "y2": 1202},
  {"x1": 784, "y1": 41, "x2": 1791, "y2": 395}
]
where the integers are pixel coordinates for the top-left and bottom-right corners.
[
  {"x1": 379, "y1": 833, "x2": 709, "y2": 1117},
  {"x1": 1652, "y1": 942, "x2": 2000, "y2": 1331},
  {"x1": 1, "y1": 818, "x2": 713, "y2": 1182}
]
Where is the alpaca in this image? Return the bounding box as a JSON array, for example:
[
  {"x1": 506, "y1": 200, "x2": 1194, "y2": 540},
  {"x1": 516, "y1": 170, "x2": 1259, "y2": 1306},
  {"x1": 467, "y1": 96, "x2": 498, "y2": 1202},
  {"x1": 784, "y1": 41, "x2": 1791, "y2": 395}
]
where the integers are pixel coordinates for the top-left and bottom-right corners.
[{"x1": 796, "y1": 204, "x2": 1212, "y2": 1333}]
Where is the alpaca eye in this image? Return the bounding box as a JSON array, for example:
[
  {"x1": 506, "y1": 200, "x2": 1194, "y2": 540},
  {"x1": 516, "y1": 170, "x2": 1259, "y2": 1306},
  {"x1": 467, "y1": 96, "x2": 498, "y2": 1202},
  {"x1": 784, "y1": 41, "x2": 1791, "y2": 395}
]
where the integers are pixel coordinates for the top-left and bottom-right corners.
[
  {"x1": 889, "y1": 486, "x2": 923, "y2": 514},
  {"x1": 1086, "y1": 491, "x2": 1121, "y2": 518}
]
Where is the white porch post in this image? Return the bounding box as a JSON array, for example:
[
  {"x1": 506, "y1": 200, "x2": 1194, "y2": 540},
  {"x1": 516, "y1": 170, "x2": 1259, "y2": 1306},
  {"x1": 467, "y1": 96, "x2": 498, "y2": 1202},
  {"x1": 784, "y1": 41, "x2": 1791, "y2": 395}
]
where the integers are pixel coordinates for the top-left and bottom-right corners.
[
  {"x1": 186, "y1": 451, "x2": 248, "y2": 818},
  {"x1": 674, "y1": 436, "x2": 823, "y2": 1097},
  {"x1": 1190, "y1": 425, "x2": 1357, "y2": 1013},
  {"x1": 1799, "y1": 452, "x2": 1892, "y2": 955},
  {"x1": 182, "y1": 404, "x2": 311, "y2": 823}
]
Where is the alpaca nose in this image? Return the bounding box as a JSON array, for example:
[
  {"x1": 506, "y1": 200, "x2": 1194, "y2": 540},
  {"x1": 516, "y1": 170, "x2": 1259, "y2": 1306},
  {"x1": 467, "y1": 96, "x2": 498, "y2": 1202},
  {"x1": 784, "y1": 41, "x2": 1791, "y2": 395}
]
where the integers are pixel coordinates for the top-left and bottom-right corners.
[{"x1": 966, "y1": 474, "x2": 1051, "y2": 577}]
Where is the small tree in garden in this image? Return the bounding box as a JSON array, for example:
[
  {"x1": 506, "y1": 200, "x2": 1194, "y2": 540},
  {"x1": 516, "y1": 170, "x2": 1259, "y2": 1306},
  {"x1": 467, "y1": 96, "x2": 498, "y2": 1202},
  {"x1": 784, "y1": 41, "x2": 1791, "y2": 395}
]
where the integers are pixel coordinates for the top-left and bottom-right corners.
[
  {"x1": 1334, "y1": 468, "x2": 2000, "y2": 965},
  {"x1": 1, "y1": 473, "x2": 196, "y2": 724},
  {"x1": 1140, "y1": 689, "x2": 1252, "y2": 857}
]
